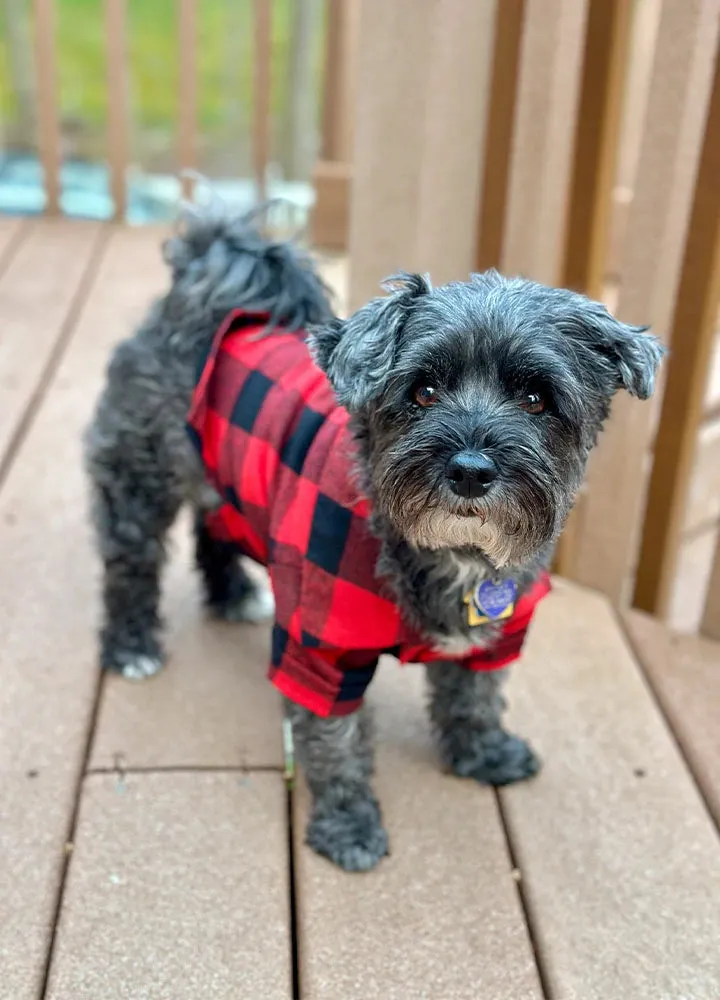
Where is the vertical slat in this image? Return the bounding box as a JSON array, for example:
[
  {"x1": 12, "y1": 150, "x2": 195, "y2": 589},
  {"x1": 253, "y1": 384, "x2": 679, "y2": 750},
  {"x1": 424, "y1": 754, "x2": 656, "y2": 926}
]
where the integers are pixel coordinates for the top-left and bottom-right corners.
[
  {"x1": 32, "y1": 0, "x2": 61, "y2": 215},
  {"x1": 606, "y1": 0, "x2": 663, "y2": 277},
  {"x1": 501, "y1": 0, "x2": 589, "y2": 285},
  {"x1": 700, "y1": 533, "x2": 720, "y2": 639},
  {"x1": 105, "y1": 0, "x2": 129, "y2": 221},
  {"x1": 283, "y1": 0, "x2": 324, "y2": 180},
  {"x1": 633, "y1": 41, "x2": 720, "y2": 616},
  {"x1": 252, "y1": 0, "x2": 272, "y2": 201},
  {"x1": 310, "y1": 0, "x2": 360, "y2": 250},
  {"x1": 319, "y1": 0, "x2": 358, "y2": 163},
  {"x1": 559, "y1": 0, "x2": 720, "y2": 603},
  {"x1": 348, "y1": 0, "x2": 497, "y2": 310},
  {"x1": 178, "y1": 0, "x2": 198, "y2": 200},
  {"x1": 560, "y1": 0, "x2": 633, "y2": 301},
  {"x1": 553, "y1": 0, "x2": 632, "y2": 576},
  {"x1": 474, "y1": 0, "x2": 526, "y2": 273}
]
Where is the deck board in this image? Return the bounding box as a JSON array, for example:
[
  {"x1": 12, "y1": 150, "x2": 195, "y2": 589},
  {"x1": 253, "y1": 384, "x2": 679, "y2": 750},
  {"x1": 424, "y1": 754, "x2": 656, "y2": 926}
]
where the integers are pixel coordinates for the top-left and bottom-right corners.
[
  {"x1": 0, "y1": 215, "x2": 28, "y2": 270},
  {"x1": 501, "y1": 579, "x2": 720, "y2": 1000},
  {"x1": 0, "y1": 227, "x2": 167, "y2": 1000},
  {"x1": 45, "y1": 772, "x2": 291, "y2": 1000},
  {"x1": 0, "y1": 220, "x2": 102, "y2": 470},
  {"x1": 295, "y1": 661, "x2": 544, "y2": 1000},
  {"x1": 623, "y1": 609, "x2": 720, "y2": 826}
]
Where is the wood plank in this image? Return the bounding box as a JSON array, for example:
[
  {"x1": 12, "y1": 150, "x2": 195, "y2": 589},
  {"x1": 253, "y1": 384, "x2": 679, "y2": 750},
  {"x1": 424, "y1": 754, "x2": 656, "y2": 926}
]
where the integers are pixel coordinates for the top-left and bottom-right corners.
[
  {"x1": 252, "y1": 0, "x2": 272, "y2": 201},
  {"x1": 623, "y1": 609, "x2": 720, "y2": 824},
  {"x1": 178, "y1": 0, "x2": 198, "y2": 200},
  {"x1": 701, "y1": 533, "x2": 720, "y2": 639},
  {"x1": 501, "y1": 579, "x2": 720, "y2": 999},
  {"x1": 46, "y1": 773, "x2": 291, "y2": 999},
  {"x1": 554, "y1": 0, "x2": 632, "y2": 577},
  {"x1": 668, "y1": 522, "x2": 719, "y2": 633},
  {"x1": 349, "y1": 0, "x2": 496, "y2": 308},
  {"x1": 633, "y1": 38, "x2": 720, "y2": 616},
  {"x1": 318, "y1": 0, "x2": 358, "y2": 164},
  {"x1": 684, "y1": 417, "x2": 720, "y2": 532},
  {"x1": 561, "y1": 0, "x2": 632, "y2": 301},
  {"x1": 0, "y1": 215, "x2": 29, "y2": 269},
  {"x1": 310, "y1": 0, "x2": 360, "y2": 250},
  {"x1": 474, "y1": 0, "x2": 526, "y2": 272},
  {"x1": 295, "y1": 660, "x2": 543, "y2": 1000},
  {"x1": 32, "y1": 0, "x2": 62, "y2": 214},
  {"x1": 105, "y1": 0, "x2": 129, "y2": 220},
  {"x1": 0, "y1": 220, "x2": 102, "y2": 474},
  {"x1": 0, "y1": 227, "x2": 166, "y2": 1000},
  {"x1": 501, "y1": 0, "x2": 589, "y2": 285},
  {"x1": 89, "y1": 513, "x2": 284, "y2": 771},
  {"x1": 561, "y1": 0, "x2": 720, "y2": 602}
]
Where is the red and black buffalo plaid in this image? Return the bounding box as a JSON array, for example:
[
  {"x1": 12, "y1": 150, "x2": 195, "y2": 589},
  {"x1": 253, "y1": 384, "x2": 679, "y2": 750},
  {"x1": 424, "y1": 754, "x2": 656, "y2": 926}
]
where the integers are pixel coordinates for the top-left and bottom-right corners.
[{"x1": 187, "y1": 309, "x2": 551, "y2": 717}]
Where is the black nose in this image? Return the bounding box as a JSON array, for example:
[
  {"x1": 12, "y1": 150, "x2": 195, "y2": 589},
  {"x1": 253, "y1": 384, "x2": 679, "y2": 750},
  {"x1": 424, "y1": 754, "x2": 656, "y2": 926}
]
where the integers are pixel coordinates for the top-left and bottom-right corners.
[{"x1": 446, "y1": 451, "x2": 497, "y2": 498}]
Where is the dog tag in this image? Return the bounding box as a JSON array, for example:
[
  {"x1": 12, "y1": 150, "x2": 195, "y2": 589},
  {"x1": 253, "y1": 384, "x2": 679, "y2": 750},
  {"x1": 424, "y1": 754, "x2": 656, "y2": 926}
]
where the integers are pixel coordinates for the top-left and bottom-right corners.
[{"x1": 465, "y1": 578, "x2": 516, "y2": 625}]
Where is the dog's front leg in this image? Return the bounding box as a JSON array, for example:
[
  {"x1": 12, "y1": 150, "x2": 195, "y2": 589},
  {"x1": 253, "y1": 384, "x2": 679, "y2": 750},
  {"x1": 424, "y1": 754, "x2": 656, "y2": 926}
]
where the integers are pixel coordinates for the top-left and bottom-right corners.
[
  {"x1": 427, "y1": 663, "x2": 540, "y2": 785},
  {"x1": 285, "y1": 700, "x2": 389, "y2": 872}
]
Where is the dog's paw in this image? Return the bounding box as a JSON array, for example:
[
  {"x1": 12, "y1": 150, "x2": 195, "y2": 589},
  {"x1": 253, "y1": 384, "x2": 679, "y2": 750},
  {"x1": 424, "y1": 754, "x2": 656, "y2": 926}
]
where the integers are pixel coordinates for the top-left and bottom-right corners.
[
  {"x1": 450, "y1": 729, "x2": 540, "y2": 786},
  {"x1": 306, "y1": 796, "x2": 389, "y2": 872},
  {"x1": 102, "y1": 648, "x2": 165, "y2": 681},
  {"x1": 211, "y1": 585, "x2": 275, "y2": 624}
]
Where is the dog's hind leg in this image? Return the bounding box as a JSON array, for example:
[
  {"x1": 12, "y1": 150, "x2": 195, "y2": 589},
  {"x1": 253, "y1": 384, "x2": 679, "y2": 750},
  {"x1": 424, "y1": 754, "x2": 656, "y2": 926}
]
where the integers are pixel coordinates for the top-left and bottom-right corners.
[
  {"x1": 426, "y1": 663, "x2": 540, "y2": 785},
  {"x1": 88, "y1": 445, "x2": 183, "y2": 680},
  {"x1": 193, "y1": 511, "x2": 274, "y2": 623},
  {"x1": 285, "y1": 700, "x2": 389, "y2": 872}
]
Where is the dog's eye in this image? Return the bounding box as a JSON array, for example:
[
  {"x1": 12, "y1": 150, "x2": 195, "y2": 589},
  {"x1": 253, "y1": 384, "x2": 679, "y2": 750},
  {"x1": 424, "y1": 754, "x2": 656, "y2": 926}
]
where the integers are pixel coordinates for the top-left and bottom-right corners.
[
  {"x1": 414, "y1": 385, "x2": 439, "y2": 407},
  {"x1": 519, "y1": 391, "x2": 545, "y2": 415}
]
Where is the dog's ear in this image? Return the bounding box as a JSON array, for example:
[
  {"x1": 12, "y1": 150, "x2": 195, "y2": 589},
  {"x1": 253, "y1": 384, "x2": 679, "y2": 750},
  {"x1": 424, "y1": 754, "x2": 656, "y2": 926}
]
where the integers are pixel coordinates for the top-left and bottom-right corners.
[
  {"x1": 560, "y1": 293, "x2": 666, "y2": 399},
  {"x1": 308, "y1": 271, "x2": 431, "y2": 410}
]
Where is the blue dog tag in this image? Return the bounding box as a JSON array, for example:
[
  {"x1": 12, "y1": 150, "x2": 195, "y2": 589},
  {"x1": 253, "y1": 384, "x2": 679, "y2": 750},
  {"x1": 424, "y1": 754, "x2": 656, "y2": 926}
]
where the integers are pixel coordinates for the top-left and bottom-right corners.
[{"x1": 474, "y1": 578, "x2": 517, "y2": 620}]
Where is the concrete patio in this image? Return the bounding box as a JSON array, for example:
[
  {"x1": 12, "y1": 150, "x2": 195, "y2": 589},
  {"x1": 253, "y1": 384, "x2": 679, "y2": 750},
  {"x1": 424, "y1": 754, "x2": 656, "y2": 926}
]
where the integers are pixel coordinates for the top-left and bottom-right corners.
[{"x1": 1, "y1": 217, "x2": 719, "y2": 1000}]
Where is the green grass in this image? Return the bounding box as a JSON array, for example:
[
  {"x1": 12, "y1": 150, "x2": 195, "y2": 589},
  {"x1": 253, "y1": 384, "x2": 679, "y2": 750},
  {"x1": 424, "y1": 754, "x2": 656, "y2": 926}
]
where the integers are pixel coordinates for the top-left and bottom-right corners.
[{"x1": 0, "y1": 0, "x2": 317, "y2": 150}]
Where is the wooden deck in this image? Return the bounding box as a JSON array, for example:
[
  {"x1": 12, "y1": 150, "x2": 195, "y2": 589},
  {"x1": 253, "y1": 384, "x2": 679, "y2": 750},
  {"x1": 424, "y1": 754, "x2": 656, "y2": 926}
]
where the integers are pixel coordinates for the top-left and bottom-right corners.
[{"x1": 1, "y1": 217, "x2": 719, "y2": 1000}]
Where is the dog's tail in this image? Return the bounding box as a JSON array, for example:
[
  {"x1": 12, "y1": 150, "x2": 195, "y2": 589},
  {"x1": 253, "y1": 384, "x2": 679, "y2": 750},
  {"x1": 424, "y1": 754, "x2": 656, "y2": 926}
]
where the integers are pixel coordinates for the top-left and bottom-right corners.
[{"x1": 160, "y1": 193, "x2": 334, "y2": 337}]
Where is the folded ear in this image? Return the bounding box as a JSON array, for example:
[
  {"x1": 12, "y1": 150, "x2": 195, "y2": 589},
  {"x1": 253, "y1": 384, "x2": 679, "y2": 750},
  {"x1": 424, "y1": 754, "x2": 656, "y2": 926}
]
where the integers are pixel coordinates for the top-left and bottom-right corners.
[
  {"x1": 307, "y1": 271, "x2": 431, "y2": 410},
  {"x1": 559, "y1": 292, "x2": 666, "y2": 399}
]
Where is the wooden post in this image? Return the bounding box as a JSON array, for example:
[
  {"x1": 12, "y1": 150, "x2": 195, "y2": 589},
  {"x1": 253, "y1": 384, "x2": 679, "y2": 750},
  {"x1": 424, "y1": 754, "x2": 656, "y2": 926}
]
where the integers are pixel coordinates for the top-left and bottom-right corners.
[
  {"x1": 311, "y1": 0, "x2": 360, "y2": 250},
  {"x1": 700, "y1": 533, "x2": 720, "y2": 639},
  {"x1": 474, "y1": 0, "x2": 526, "y2": 273},
  {"x1": 32, "y1": 0, "x2": 61, "y2": 215},
  {"x1": 105, "y1": 0, "x2": 129, "y2": 221},
  {"x1": 558, "y1": 0, "x2": 720, "y2": 604},
  {"x1": 178, "y1": 0, "x2": 198, "y2": 200},
  {"x1": 348, "y1": 0, "x2": 497, "y2": 309},
  {"x1": 633, "y1": 40, "x2": 720, "y2": 617},
  {"x1": 252, "y1": 0, "x2": 272, "y2": 202}
]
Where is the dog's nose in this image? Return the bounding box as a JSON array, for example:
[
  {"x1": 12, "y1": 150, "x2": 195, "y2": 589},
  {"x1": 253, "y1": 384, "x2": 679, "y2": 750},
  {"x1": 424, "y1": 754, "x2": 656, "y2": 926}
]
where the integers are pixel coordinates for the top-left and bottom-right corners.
[{"x1": 446, "y1": 451, "x2": 497, "y2": 498}]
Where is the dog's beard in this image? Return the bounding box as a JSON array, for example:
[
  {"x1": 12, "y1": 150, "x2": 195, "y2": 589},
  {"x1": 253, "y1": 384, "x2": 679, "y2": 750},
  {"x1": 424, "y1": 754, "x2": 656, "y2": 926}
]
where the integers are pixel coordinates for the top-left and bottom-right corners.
[{"x1": 374, "y1": 454, "x2": 569, "y2": 566}]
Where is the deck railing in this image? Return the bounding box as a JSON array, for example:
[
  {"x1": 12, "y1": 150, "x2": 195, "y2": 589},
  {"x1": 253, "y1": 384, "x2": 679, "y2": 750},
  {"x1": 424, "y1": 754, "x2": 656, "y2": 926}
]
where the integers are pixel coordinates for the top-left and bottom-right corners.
[{"x1": 4, "y1": 0, "x2": 720, "y2": 636}]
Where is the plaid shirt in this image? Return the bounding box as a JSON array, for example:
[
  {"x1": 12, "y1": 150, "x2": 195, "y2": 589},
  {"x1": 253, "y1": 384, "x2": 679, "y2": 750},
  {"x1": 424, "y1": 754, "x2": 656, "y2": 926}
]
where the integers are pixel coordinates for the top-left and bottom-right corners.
[{"x1": 187, "y1": 310, "x2": 551, "y2": 717}]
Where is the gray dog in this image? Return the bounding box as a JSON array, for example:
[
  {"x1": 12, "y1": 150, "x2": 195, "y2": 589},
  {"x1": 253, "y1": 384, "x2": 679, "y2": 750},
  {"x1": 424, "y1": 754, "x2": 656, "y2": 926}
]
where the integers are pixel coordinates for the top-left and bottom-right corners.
[{"x1": 86, "y1": 207, "x2": 664, "y2": 871}]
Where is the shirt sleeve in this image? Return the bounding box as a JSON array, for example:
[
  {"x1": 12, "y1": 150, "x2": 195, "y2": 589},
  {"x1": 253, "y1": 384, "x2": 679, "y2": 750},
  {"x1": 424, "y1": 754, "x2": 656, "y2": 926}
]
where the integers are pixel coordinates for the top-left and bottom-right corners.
[{"x1": 267, "y1": 626, "x2": 379, "y2": 717}]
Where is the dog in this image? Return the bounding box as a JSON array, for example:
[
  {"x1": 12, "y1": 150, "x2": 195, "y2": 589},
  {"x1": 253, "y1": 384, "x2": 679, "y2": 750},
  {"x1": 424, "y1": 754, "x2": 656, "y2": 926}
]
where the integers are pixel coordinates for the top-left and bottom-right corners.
[{"x1": 85, "y1": 206, "x2": 664, "y2": 872}]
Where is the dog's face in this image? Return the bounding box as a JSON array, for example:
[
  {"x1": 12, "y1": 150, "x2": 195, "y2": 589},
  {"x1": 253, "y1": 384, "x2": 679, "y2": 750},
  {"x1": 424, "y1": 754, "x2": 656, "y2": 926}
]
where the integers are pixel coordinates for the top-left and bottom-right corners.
[{"x1": 309, "y1": 271, "x2": 664, "y2": 567}]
